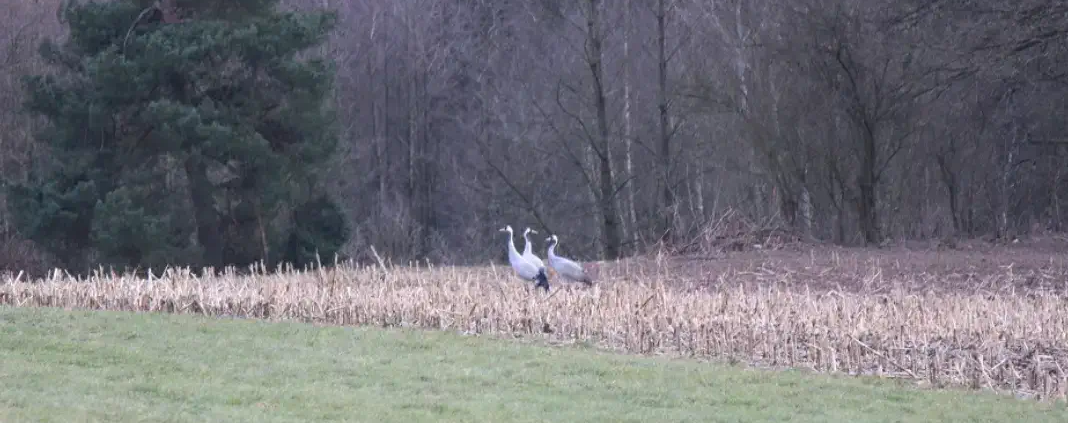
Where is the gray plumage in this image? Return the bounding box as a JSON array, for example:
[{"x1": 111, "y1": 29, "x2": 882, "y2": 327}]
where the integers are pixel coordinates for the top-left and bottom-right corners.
[
  {"x1": 522, "y1": 227, "x2": 547, "y2": 272},
  {"x1": 499, "y1": 225, "x2": 550, "y2": 291},
  {"x1": 545, "y1": 234, "x2": 593, "y2": 286}
]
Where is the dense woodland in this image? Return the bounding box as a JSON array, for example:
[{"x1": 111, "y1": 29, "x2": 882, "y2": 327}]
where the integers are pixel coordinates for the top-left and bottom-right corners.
[{"x1": 0, "y1": 0, "x2": 1065, "y2": 275}]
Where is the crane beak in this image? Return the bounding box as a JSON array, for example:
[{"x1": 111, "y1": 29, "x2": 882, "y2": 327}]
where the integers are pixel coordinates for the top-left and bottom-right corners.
[{"x1": 530, "y1": 229, "x2": 538, "y2": 234}]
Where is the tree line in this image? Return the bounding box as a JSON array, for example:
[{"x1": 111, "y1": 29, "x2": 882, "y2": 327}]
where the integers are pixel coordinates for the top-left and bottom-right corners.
[{"x1": 0, "y1": 0, "x2": 1064, "y2": 275}]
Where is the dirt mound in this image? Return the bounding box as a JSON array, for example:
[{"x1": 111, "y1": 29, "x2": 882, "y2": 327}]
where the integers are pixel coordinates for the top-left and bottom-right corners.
[{"x1": 668, "y1": 209, "x2": 816, "y2": 255}]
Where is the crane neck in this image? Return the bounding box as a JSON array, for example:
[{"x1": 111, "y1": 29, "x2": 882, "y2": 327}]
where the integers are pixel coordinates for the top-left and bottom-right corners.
[
  {"x1": 506, "y1": 232, "x2": 520, "y2": 258},
  {"x1": 547, "y1": 240, "x2": 557, "y2": 257}
]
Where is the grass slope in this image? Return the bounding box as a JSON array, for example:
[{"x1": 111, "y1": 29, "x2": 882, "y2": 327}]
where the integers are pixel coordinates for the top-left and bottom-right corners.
[{"x1": 0, "y1": 306, "x2": 1064, "y2": 422}]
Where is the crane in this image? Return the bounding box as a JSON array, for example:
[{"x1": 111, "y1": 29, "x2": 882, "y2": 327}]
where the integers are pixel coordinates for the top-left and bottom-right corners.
[
  {"x1": 521, "y1": 227, "x2": 547, "y2": 275},
  {"x1": 499, "y1": 225, "x2": 550, "y2": 291},
  {"x1": 544, "y1": 234, "x2": 593, "y2": 287}
]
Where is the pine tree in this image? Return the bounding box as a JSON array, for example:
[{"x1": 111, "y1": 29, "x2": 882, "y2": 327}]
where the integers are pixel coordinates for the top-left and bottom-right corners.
[{"x1": 8, "y1": 0, "x2": 348, "y2": 273}]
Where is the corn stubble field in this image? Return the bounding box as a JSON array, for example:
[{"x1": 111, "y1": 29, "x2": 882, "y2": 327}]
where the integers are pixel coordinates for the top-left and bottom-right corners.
[{"x1": 2, "y1": 238, "x2": 1068, "y2": 402}]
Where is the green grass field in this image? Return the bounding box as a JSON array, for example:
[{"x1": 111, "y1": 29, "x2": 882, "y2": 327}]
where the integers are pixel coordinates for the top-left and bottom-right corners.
[{"x1": 0, "y1": 306, "x2": 1065, "y2": 422}]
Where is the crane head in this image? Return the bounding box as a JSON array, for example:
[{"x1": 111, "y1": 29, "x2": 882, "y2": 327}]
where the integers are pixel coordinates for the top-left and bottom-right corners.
[
  {"x1": 545, "y1": 234, "x2": 558, "y2": 244},
  {"x1": 525, "y1": 227, "x2": 538, "y2": 235},
  {"x1": 498, "y1": 225, "x2": 513, "y2": 233}
]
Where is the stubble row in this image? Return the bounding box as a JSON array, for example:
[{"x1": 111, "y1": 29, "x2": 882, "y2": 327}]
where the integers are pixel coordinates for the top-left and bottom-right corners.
[{"x1": 1, "y1": 260, "x2": 1066, "y2": 401}]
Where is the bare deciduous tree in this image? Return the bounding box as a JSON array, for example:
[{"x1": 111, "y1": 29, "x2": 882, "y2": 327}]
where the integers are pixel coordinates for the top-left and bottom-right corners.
[{"x1": 1, "y1": 0, "x2": 1067, "y2": 269}]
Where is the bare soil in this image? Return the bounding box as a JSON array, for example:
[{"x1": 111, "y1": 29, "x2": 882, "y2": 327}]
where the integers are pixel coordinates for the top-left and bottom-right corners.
[{"x1": 604, "y1": 235, "x2": 1068, "y2": 294}]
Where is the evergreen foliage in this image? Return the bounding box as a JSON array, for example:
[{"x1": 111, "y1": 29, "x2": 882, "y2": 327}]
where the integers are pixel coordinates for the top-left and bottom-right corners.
[
  {"x1": 285, "y1": 194, "x2": 349, "y2": 269},
  {"x1": 8, "y1": 0, "x2": 348, "y2": 273}
]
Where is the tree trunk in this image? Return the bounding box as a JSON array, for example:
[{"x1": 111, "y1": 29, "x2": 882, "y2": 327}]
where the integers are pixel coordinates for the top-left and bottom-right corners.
[
  {"x1": 655, "y1": 0, "x2": 675, "y2": 244},
  {"x1": 936, "y1": 153, "x2": 961, "y2": 234},
  {"x1": 379, "y1": 52, "x2": 390, "y2": 208},
  {"x1": 417, "y1": 73, "x2": 434, "y2": 259},
  {"x1": 997, "y1": 127, "x2": 1020, "y2": 240},
  {"x1": 184, "y1": 154, "x2": 223, "y2": 268},
  {"x1": 623, "y1": 0, "x2": 637, "y2": 251},
  {"x1": 857, "y1": 123, "x2": 880, "y2": 245},
  {"x1": 800, "y1": 184, "x2": 813, "y2": 238},
  {"x1": 586, "y1": 0, "x2": 622, "y2": 259}
]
